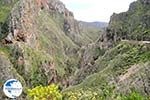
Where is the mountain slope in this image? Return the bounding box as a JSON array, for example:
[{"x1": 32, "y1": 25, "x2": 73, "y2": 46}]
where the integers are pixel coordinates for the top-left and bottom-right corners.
[
  {"x1": 0, "y1": 0, "x2": 81, "y2": 90},
  {"x1": 66, "y1": 0, "x2": 150, "y2": 98},
  {"x1": 107, "y1": 0, "x2": 150, "y2": 42},
  {"x1": 0, "y1": 0, "x2": 150, "y2": 99},
  {"x1": 0, "y1": 0, "x2": 104, "y2": 91}
]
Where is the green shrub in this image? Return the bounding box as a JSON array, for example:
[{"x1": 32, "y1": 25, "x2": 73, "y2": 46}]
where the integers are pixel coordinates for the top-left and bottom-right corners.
[
  {"x1": 27, "y1": 84, "x2": 62, "y2": 100},
  {"x1": 119, "y1": 92, "x2": 147, "y2": 100},
  {"x1": 63, "y1": 89, "x2": 102, "y2": 100},
  {"x1": 27, "y1": 84, "x2": 149, "y2": 100}
]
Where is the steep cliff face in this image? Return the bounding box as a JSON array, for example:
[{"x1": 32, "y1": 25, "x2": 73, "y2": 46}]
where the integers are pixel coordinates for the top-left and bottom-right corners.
[
  {"x1": 1, "y1": 0, "x2": 102, "y2": 45},
  {"x1": 93, "y1": 0, "x2": 150, "y2": 51},
  {"x1": 104, "y1": 0, "x2": 150, "y2": 43},
  {"x1": 0, "y1": 0, "x2": 81, "y2": 90}
]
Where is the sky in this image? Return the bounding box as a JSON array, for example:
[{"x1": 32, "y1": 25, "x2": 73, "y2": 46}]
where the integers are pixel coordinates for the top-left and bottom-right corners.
[{"x1": 61, "y1": 0, "x2": 136, "y2": 22}]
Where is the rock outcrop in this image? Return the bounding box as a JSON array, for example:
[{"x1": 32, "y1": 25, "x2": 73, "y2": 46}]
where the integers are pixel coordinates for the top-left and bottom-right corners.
[{"x1": 97, "y1": 0, "x2": 150, "y2": 49}]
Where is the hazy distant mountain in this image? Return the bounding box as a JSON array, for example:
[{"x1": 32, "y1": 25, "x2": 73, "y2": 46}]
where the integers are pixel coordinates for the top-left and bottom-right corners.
[{"x1": 79, "y1": 21, "x2": 108, "y2": 29}]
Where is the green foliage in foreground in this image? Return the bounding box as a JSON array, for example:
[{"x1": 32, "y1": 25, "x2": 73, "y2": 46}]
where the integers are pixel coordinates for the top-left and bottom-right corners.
[
  {"x1": 27, "y1": 84, "x2": 62, "y2": 100},
  {"x1": 119, "y1": 92, "x2": 148, "y2": 100},
  {"x1": 27, "y1": 84, "x2": 149, "y2": 100},
  {"x1": 63, "y1": 89, "x2": 101, "y2": 100}
]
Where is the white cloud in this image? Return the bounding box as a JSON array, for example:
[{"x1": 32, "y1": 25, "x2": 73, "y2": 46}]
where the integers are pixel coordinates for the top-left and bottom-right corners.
[{"x1": 61, "y1": 0, "x2": 136, "y2": 22}]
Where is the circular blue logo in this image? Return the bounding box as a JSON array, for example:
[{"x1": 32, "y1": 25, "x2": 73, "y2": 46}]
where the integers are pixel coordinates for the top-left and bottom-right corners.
[{"x1": 3, "y1": 79, "x2": 23, "y2": 98}]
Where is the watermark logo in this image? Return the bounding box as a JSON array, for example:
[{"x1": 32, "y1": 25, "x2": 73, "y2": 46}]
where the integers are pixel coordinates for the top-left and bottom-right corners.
[{"x1": 3, "y1": 79, "x2": 23, "y2": 99}]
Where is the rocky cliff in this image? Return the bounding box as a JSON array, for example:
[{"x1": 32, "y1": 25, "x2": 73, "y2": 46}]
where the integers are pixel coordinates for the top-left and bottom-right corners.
[
  {"x1": 0, "y1": 0, "x2": 103, "y2": 94},
  {"x1": 105, "y1": 0, "x2": 150, "y2": 42},
  {"x1": 0, "y1": 0, "x2": 150, "y2": 99}
]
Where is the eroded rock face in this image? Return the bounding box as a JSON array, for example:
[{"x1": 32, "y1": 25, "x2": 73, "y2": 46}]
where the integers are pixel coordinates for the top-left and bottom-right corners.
[
  {"x1": 3, "y1": 0, "x2": 80, "y2": 46},
  {"x1": 2, "y1": 0, "x2": 101, "y2": 48},
  {"x1": 98, "y1": 0, "x2": 150, "y2": 48}
]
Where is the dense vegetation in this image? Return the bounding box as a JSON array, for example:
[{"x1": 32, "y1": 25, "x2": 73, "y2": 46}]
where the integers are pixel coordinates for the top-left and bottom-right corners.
[
  {"x1": 0, "y1": 0, "x2": 150, "y2": 100},
  {"x1": 26, "y1": 41, "x2": 150, "y2": 100},
  {"x1": 27, "y1": 84, "x2": 149, "y2": 100}
]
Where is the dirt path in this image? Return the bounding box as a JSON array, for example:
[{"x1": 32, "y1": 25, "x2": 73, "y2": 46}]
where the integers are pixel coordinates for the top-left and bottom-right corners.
[{"x1": 121, "y1": 40, "x2": 150, "y2": 44}]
